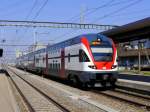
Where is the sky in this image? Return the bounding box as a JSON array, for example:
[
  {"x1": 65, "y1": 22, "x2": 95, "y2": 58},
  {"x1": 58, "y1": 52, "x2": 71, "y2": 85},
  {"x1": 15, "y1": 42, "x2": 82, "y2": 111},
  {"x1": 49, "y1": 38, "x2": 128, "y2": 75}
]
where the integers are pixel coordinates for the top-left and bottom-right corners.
[{"x1": 0, "y1": 0, "x2": 149, "y2": 62}]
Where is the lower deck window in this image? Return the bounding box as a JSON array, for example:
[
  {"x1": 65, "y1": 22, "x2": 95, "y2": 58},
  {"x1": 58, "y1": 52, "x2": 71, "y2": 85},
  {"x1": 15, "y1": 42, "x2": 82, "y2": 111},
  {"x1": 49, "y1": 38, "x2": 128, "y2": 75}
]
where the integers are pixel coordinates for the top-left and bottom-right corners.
[
  {"x1": 79, "y1": 49, "x2": 90, "y2": 62},
  {"x1": 93, "y1": 53, "x2": 112, "y2": 61}
]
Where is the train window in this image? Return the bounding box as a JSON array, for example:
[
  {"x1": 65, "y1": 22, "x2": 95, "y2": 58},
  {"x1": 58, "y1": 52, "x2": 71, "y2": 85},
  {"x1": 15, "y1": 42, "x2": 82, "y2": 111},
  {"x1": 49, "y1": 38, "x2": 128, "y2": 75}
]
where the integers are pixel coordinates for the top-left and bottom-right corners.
[
  {"x1": 51, "y1": 64, "x2": 53, "y2": 69},
  {"x1": 57, "y1": 64, "x2": 59, "y2": 70},
  {"x1": 55, "y1": 63, "x2": 57, "y2": 70},
  {"x1": 36, "y1": 58, "x2": 39, "y2": 63},
  {"x1": 58, "y1": 63, "x2": 60, "y2": 70},
  {"x1": 49, "y1": 64, "x2": 51, "y2": 69},
  {"x1": 68, "y1": 53, "x2": 70, "y2": 62},
  {"x1": 51, "y1": 63, "x2": 53, "y2": 69},
  {"x1": 56, "y1": 63, "x2": 57, "y2": 70},
  {"x1": 53, "y1": 63, "x2": 55, "y2": 70},
  {"x1": 93, "y1": 53, "x2": 112, "y2": 61},
  {"x1": 79, "y1": 49, "x2": 90, "y2": 62},
  {"x1": 56, "y1": 63, "x2": 58, "y2": 70}
]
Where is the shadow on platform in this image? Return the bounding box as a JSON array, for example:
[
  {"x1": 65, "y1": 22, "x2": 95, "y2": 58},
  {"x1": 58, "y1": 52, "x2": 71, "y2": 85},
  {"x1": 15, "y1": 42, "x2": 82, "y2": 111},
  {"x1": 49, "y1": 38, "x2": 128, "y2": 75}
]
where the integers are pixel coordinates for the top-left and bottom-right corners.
[{"x1": 0, "y1": 69, "x2": 7, "y2": 74}]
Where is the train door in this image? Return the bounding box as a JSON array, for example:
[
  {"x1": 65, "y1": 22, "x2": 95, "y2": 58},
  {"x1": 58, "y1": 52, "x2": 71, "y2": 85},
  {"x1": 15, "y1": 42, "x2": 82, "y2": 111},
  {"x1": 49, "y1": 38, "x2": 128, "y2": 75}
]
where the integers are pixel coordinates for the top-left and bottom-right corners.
[
  {"x1": 45, "y1": 53, "x2": 48, "y2": 75},
  {"x1": 33, "y1": 55, "x2": 36, "y2": 71},
  {"x1": 61, "y1": 49, "x2": 65, "y2": 78}
]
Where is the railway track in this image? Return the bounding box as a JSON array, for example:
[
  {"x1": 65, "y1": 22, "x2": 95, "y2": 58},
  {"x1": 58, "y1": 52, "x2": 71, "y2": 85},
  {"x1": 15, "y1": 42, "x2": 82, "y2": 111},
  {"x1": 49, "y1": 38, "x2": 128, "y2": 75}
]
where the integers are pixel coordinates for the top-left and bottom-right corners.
[
  {"x1": 5, "y1": 66, "x2": 150, "y2": 112},
  {"x1": 92, "y1": 88, "x2": 150, "y2": 111},
  {"x1": 6, "y1": 67, "x2": 70, "y2": 112},
  {"x1": 5, "y1": 66, "x2": 118, "y2": 112}
]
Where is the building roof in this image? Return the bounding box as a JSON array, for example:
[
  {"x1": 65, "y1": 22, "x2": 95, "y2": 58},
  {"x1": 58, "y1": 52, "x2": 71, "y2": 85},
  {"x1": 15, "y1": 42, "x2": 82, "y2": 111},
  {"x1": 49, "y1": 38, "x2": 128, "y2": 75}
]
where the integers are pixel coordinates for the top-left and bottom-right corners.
[{"x1": 100, "y1": 17, "x2": 150, "y2": 43}]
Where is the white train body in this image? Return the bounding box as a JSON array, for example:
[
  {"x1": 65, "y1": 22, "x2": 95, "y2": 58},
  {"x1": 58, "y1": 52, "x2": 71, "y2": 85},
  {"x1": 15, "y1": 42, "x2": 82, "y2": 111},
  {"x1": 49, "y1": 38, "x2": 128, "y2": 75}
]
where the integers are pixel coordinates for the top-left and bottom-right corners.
[{"x1": 16, "y1": 33, "x2": 118, "y2": 87}]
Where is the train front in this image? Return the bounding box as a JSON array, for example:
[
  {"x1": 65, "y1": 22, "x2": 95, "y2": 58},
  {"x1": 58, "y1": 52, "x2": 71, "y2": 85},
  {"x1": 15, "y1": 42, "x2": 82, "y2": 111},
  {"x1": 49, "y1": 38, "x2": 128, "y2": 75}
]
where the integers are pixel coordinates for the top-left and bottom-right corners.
[{"x1": 80, "y1": 34, "x2": 118, "y2": 87}]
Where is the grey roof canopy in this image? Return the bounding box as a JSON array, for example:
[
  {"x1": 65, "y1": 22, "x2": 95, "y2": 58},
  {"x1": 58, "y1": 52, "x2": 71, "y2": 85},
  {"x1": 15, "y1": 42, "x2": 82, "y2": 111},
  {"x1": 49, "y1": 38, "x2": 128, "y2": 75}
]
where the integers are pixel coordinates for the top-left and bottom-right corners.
[{"x1": 100, "y1": 17, "x2": 150, "y2": 43}]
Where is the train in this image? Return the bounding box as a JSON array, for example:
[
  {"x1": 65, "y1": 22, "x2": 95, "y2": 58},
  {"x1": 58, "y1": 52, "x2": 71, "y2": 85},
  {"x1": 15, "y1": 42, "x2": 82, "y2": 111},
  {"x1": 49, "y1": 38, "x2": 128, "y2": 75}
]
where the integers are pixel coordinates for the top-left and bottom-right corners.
[{"x1": 16, "y1": 33, "x2": 118, "y2": 88}]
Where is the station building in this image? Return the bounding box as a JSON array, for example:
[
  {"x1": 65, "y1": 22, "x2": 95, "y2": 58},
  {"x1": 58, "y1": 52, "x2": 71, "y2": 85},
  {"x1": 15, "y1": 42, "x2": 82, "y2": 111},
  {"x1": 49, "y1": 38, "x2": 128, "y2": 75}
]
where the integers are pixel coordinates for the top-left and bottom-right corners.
[
  {"x1": 117, "y1": 39, "x2": 150, "y2": 70},
  {"x1": 101, "y1": 17, "x2": 150, "y2": 70}
]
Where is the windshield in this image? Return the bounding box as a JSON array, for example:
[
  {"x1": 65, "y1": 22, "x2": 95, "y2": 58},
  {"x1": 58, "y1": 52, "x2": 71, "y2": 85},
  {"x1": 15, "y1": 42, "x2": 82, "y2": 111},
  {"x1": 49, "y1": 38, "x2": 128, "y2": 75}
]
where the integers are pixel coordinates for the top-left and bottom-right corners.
[
  {"x1": 91, "y1": 47, "x2": 113, "y2": 61},
  {"x1": 89, "y1": 34, "x2": 113, "y2": 61}
]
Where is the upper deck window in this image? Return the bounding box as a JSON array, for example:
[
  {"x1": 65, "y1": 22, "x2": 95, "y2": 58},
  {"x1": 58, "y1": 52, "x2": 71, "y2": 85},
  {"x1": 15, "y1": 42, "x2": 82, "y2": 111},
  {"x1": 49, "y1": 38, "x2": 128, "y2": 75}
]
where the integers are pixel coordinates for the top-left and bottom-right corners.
[
  {"x1": 86, "y1": 34, "x2": 112, "y2": 47},
  {"x1": 88, "y1": 34, "x2": 113, "y2": 62}
]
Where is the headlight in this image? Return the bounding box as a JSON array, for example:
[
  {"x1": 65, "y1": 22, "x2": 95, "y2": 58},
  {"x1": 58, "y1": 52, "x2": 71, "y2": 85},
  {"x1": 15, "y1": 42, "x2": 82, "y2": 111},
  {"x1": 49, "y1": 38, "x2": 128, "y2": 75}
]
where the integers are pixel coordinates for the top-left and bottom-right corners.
[
  {"x1": 111, "y1": 65, "x2": 117, "y2": 69},
  {"x1": 88, "y1": 65, "x2": 97, "y2": 69}
]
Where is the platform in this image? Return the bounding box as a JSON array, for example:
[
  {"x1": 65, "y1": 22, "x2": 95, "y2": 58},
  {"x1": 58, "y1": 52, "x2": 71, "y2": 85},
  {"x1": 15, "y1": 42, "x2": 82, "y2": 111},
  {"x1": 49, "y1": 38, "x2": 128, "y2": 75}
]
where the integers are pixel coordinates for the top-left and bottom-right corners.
[
  {"x1": 118, "y1": 73, "x2": 150, "y2": 82},
  {"x1": 0, "y1": 73, "x2": 18, "y2": 112},
  {"x1": 116, "y1": 79, "x2": 150, "y2": 95}
]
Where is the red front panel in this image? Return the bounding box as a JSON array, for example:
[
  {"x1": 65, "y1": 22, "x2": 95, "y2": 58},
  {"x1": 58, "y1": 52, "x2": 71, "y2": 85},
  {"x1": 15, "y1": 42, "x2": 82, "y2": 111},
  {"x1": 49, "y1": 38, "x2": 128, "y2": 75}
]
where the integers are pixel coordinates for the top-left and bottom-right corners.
[
  {"x1": 81, "y1": 37, "x2": 116, "y2": 70},
  {"x1": 94, "y1": 41, "x2": 116, "y2": 70}
]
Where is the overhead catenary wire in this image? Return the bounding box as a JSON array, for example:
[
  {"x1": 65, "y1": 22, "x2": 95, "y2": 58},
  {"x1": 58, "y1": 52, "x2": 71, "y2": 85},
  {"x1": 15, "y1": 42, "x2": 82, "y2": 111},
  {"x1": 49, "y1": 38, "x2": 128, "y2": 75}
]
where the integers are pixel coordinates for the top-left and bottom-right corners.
[
  {"x1": 53, "y1": 0, "x2": 115, "y2": 42},
  {"x1": 54, "y1": 0, "x2": 135, "y2": 42},
  {"x1": 32, "y1": 0, "x2": 49, "y2": 20},
  {"x1": 54, "y1": 0, "x2": 143, "y2": 44},
  {"x1": 53, "y1": 0, "x2": 116, "y2": 42},
  {"x1": 109, "y1": 8, "x2": 150, "y2": 17},
  {"x1": 0, "y1": 44, "x2": 47, "y2": 46},
  {"x1": 25, "y1": 0, "x2": 38, "y2": 20},
  {"x1": 92, "y1": 0, "x2": 142, "y2": 23},
  {"x1": 2, "y1": 0, "x2": 148, "y2": 61},
  {"x1": 16, "y1": 0, "x2": 38, "y2": 51},
  {"x1": 67, "y1": 0, "x2": 115, "y2": 22},
  {"x1": 97, "y1": 7, "x2": 150, "y2": 24},
  {"x1": 21, "y1": 0, "x2": 127, "y2": 44},
  {"x1": 103, "y1": 14, "x2": 150, "y2": 24},
  {"x1": 66, "y1": 0, "x2": 134, "y2": 22},
  {"x1": 20, "y1": 0, "x2": 49, "y2": 51}
]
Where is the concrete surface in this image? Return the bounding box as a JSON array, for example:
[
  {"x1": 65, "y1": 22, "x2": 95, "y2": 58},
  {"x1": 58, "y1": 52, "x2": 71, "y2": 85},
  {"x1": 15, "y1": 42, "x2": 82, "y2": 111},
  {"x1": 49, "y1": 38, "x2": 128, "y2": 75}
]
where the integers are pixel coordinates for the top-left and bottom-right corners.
[
  {"x1": 117, "y1": 79, "x2": 150, "y2": 93},
  {"x1": 0, "y1": 73, "x2": 19, "y2": 112}
]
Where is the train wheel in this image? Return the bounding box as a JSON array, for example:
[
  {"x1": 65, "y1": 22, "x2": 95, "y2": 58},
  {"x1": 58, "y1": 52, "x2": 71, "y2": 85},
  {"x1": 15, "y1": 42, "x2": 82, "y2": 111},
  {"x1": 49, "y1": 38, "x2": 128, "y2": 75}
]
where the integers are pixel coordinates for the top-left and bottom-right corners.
[
  {"x1": 90, "y1": 81, "x2": 95, "y2": 88},
  {"x1": 79, "y1": 82, "x2": 88, "y2": 90},
  {"x1": 110, "y1": 81, "x2": 116, "y2": 89},
  {"x1": 69, "y1": 75, "x2": 78, "y2": 87},
  {"x1": 101, "y1": 81, "x2": 106, "y2": 87},
  {"x1": 68, "y1": 75, "x2": 88, "y2": 89}
]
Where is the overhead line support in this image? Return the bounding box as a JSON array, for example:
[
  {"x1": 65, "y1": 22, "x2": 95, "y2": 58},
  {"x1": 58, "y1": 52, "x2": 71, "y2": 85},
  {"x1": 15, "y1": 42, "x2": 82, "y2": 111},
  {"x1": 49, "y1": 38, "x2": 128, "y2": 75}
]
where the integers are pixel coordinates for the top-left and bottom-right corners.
[{"x1": 0, "y1": 20, "x2": 118, "y2": 30}]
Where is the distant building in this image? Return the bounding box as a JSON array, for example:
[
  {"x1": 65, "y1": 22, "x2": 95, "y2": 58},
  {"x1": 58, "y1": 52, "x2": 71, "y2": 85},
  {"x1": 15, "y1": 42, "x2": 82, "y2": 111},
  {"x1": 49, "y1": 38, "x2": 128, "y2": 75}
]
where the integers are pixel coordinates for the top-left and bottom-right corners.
[
  {"x1": 28, "y1": 42, "x2": 46, "y2": 53},
  {"x1": 16, "y1": 42, "x2": 46, "y2": 58},
  {"x1": 16, "y1": 50, "x2": 23, "y2": 58}
]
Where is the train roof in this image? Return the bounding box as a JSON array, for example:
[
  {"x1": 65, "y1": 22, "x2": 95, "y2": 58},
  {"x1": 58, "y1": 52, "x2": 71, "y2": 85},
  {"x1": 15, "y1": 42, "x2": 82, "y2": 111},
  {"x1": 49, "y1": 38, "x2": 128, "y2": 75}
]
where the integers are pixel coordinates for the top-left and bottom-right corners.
[
  {"x1": 47, "y1": 33, "x2": 109, "y2": 50},
  {"x1": 101, "y1": 17, "x2": 150, "y2": 43},
  {"x1": 17, "y1": 48, "x2": 46, "y2": 59},
  {"x1": 17, "y1": 33, "x2": 111, "y2": 59},
  {"x1": 33, "y1": 48, "x2": 46, "y2": 54}
]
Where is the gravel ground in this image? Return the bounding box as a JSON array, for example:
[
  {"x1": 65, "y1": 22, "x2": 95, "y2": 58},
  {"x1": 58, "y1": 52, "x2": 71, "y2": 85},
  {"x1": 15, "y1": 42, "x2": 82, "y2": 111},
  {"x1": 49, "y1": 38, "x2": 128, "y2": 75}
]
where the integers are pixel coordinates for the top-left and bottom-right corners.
[
  {"x1": 8, "y1": 70, "x2": 63, "y2": 112},
  {"x1": 98, "y1": 90, "x2": 150, "y2": 106},
  {"x1": 12, "y1": 67, "x2": 149, "y2": 112},
  {"x1": 11, "y1": 67, "x2": 116, "y2": 112}
]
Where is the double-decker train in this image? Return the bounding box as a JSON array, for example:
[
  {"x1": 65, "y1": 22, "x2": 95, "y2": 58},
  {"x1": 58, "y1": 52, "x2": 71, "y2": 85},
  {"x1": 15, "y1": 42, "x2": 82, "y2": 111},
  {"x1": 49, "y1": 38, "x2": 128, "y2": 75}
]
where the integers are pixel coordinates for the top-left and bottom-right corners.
[{"x1": 16, "y1": 33, "x2": 118, "y2": 87}]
